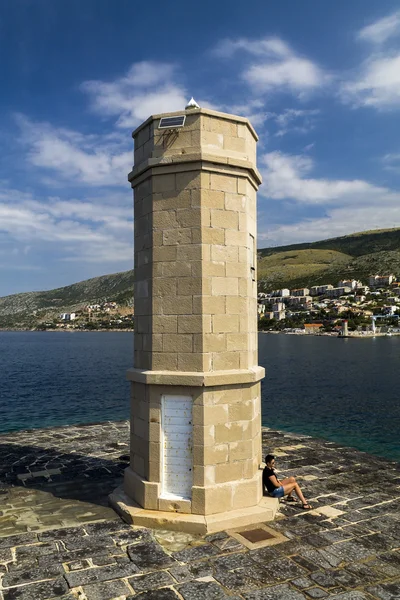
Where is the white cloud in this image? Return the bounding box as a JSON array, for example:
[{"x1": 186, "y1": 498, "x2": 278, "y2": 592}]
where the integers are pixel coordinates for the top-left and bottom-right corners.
[
  {"x1": 382, "y1": 153, "x2": 400, "y2": 172},
  {"x1": 269, "y1": 108, "x2": 320, "y2": 137},
  {"x1": 0, "y1": 185, "x2": 133, "y2": 263},
  {"x1": 258, "y1": 150, "x2": 400, "y2": 246},
  {"x1": 259, "y1": 205, "x2": 400, "y2": 246},
  {"x1": 17, "y1": 115, "x2": 132, "y2": 187},
  {"x1": 340, "y1": 53, "x2": 400, "y2": 108},
  {"x1": 215, "y1": 37, "x2": 328, "y2": 96},
  {"x1": 357, "y1": 11, "x2": 400, "y2": 45},
  {"x1": 226, "y1": 100, "x2": 269, "y2": 129},
  {"x1": 341, "y1": 11, "x2": 400, "y2": 109},
  {"x1": 260, "y1": 151, "x2": 393, "y2": 204},
  {"x1": 81, "y1": 60, "x2": 188, "y2": 128}
]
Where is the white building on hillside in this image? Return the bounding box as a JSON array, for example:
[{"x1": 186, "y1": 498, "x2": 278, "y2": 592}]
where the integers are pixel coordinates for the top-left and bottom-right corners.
[
  {"x1": 325, "y1": 287, "x2": 351, "y2": 298},
  {"x1": 60, "y1": 313, "x2": 76, "y2": 321},
  {"x1": 338, "y1": 279, "x2": 361, "y2": 290},
  {"x1": 290, "y1": 288, "x2": 310, "y2": 296},
  {"x1": 310, "y1": 284, "x2": 334, "y2": 296},
  {"x1": 271, "y1": 288, "x2": 290, "y2": 297},
  {"x1": 369, "y1": 275, "x2": 395, "y2": 287}
]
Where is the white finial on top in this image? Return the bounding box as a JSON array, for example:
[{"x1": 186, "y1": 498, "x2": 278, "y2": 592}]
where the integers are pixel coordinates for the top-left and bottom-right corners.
[{"x1": 185, "y1": 97, "x2": 200, "y2": 110}]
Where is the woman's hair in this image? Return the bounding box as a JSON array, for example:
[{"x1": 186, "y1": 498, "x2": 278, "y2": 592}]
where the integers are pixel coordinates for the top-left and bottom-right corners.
[{"x1": 265, "y1": 454, "x2": 275, "y2": 464}]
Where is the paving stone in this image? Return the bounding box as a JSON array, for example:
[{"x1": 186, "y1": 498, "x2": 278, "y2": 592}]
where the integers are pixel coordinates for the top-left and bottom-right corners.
[
  {"x1": 291, "y1": 577, "x2": 313, "y2": 590},
  {"x1": 168, "y1": 564, "x2": 193, "y2": 583},
  {"x1": 38, "y1": 527, "x2": 86, "y2": 541},
  {"x1": 301, "y1": 534, "x2": 329, "y2": 549},
  {"x1": 129, "y1": 570, "x2": 175, "y2": 592},
  {"x1": 367, "y1": 582, "x2": 400, "y2": 600},
  {"x1": 329, "y1": 569, "x2": 362, "y2": 588},
  {"x1": 83, "y1": 520, "x2": 132, "y2": 536},
  {"x1": 212, "y1": 552, "x2": 254, "y2": 571},
  {"x1": 90, "y1": 554, "x2": 117, "y2": 567},
  {"x1": 211, "y1": 536, "x2": 243, "y2": 551},
  {"x1": 65, "y1": 558, "x2": 90, "y2": 571},
  {"x1": 243, "y1": 583, "x2": 306, "y2": 599},
  {"x1": 315, "y1": 530, "x2": 353, "y2": 544},
  {"x1": 0, "y1": 534, "x2": 38, "y2": 548},
  {"x1": 304, "y1": 589, "x2": 328, "y2": 598},
  {"x1": 345, "y1": 562, "x2": 382, "y2": 584},
  {"x1": 326, "y1": 539, "x2": 377, "y2": 563},
  {"x1": 248, "y1": 547, "x2": 282, "y2": 564},
  {"x1": 82, "y1": 579, "x2": 132, "y2": 600},
  {"x1": 2, "y1": 577, "x2": 69, "y2": 600},
  {"x1": 15, "y1": 542, "x2": 58, "y2": 560},
  {"x1": 65, "y1": 562, "x2": 140, "y2": 587},
  {"x1": 292, "y1": 547, "x2": 336, "y2": 573},
  {"x1": 128, "y1": 540, "x2": 176, "y2": 571},
  {"x1": 291, "y1": 555, "x2": 320, "y2": 573},
  {"x1": 37, "y1": 548, "x2": 114, "y2": 567},
  {"x1": 1, "y1": 423, "x2": 400, "y2": 600},
  {"x1": 310, "y1": 571, "x2": 339, "y2": 589},
  {"x1": 327, "y1": 593, "x2": 370, "y2": 600},
  {"x1": 7, "y1": 559, "x2": 41, "y2": 573},
  {"x1": 2, "y1": 563, "x2": 64, "y2": 587},
  {"x1": 341, "y1": 511, "x2": 366, "y2": 523},
  {"x1": 205, "y1": 532, "x2": 228, "y2": 543},
  {"x1": 258, "y1": 557, "x2": 307, "y2": 583},
  {"x1": 0, "y1": 548, "x2": 13, "y2": 562},
  {"x1": 61, "y1": 534, "x2": 114, "y2": 551},
  {"x1": 369, "y1": 556, "x2": 400, "y2": 578},
  {"x1": 172, "y1": 543, "x2": 220, "y2": 563},
  {"x1": 187, "y1": 561, "x2": 213, "y2": 579},
  {"x1": 108, "y1": 528, "x2": 152, "y2": 547},
  {"x1": 214, "y1": 567, "x2": 265, "y2": 593},
  {"x1": 366, "y1": 515, "x2": 399, "y2": 532},
  {"x1": 315, "y1": 549, "x2": 343, "y2": 568},
  {"x1": 178, "y1": 580, "x2": 231, "y2": 599},
  {"x1": 130, "y1": 590, "x2": 180, "y2": 600}
]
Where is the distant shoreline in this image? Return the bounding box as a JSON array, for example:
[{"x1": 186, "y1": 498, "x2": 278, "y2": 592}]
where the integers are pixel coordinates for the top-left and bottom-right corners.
[
  {"x1": 0, "y1": 328, "x2": 134, "y2": 333},
  {"x1": 1, "y1": 328, "x2": 399, "y2": 338},
  {"x1": 259, "y1": 330, "x2": 400, "y2": 338}
]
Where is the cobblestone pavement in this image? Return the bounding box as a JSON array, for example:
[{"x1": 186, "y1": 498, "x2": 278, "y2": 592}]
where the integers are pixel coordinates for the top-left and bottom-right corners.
[{"x1": 0, "y1": 422, "x2": 399, "y2": 599}]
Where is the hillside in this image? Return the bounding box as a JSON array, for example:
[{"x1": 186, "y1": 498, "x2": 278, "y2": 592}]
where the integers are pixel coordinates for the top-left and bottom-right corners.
[
  {"x1": 259, "y1": 228, "x2": 400, "y2": 258},
  {"x1": 2, "y1": 227, "x2": 400, "y2": 327},
  {"x1": 0, "y1": 270, "x2": 134, "y2": 328},
  {"x1": 258, "y1": 228, "x2": 400, "y2": 291}
]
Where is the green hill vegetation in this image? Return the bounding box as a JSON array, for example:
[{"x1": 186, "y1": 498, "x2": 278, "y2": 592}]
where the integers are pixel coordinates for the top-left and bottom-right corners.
[
  {"x1": 258, "y1": 228, "x2": 400, "y2": 291},
  {"x1": 0, "y1": 270, "x2": 134, "y2": 329},
  {"x1": 1, "y1": 228, "x2": 400, "y2": 328}
]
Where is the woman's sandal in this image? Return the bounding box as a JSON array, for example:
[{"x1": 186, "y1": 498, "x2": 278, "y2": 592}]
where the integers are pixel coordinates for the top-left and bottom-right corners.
[
  {"x1": 286, "y1": 496, "x2": 296, "y2": 502},
  {"x1": 302, "y1": 503, "x2": 313, "y2": 510}
]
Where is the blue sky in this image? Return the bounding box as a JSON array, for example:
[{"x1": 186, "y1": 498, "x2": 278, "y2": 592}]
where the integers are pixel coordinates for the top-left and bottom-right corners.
[{"x1": 2, "y1": 1, "x2": 400, "y2": 296}]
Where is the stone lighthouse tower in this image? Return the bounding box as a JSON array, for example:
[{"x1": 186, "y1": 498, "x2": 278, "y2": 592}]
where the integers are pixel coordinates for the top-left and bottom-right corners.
[{"x1": 111, "y1": 103, "x2": 278, "y2": 533}]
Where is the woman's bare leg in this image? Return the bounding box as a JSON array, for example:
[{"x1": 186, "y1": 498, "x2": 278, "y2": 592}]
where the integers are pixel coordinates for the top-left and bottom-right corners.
[
  {"x1": 280, "y1": 476, "x2": 296, "y2": 501},
  {"x1": 282, "y1": 481, "x2": 309, "y2": 506}
]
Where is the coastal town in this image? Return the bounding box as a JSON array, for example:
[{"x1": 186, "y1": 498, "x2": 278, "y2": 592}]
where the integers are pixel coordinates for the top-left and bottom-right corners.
[
  {"x1": 37, "y1": 301, "x2": 134, "y2": 331},
  {"x1": 39, "y1": 273, "x2": 400, "y2": 336},
  {"x1": 258, "y1": 274, "x2": 400, "y2": 336}
]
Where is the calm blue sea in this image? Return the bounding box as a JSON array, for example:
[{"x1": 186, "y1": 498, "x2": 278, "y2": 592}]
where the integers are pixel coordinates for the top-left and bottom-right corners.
[{"x1": 0, "y1": 331, "x2": 399, "y2": 462}]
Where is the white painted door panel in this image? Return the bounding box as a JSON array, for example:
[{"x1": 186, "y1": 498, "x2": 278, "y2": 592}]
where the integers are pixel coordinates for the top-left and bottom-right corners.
[{"x1": 162, "y1": 395, "x2": 193, "y2": 499}]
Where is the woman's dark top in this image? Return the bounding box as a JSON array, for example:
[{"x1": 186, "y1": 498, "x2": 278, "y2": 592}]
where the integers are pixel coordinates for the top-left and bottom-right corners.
[{"x1": 263, "y1": 467, "x2": 278, "y2": 493}]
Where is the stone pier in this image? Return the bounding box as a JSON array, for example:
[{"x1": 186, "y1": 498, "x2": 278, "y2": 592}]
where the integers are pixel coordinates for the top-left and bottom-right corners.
[
  {"x1": 111, "y1": 105, "x2": 278, "y2": 532},
  {"x1": 1, "y1": 422, "x2": 399, "y2": 599}
]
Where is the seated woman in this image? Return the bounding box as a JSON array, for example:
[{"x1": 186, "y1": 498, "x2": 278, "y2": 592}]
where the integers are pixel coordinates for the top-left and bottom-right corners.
[{"x1": 263, "y1": 454, "x2": 312, "y2": 510}]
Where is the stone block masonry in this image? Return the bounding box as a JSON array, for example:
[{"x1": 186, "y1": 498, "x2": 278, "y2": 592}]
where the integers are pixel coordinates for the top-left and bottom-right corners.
[
  {"x1": 119, "y1": 105, "x2": 270, "y2": 532},
  {"x1": 1, "y1": 421, "x2": 399, "y2": 599}
]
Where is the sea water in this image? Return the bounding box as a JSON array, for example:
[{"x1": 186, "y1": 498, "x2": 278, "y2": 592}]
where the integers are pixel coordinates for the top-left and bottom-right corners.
[{"x1": 0, "y1": 331, "x2": 399, "y2": 461}]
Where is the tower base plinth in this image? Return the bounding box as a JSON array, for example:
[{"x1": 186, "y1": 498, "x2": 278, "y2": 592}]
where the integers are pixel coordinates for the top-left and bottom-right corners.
[{"x1": 109, "y1": 486, "x2": 279, "y2": 535}]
